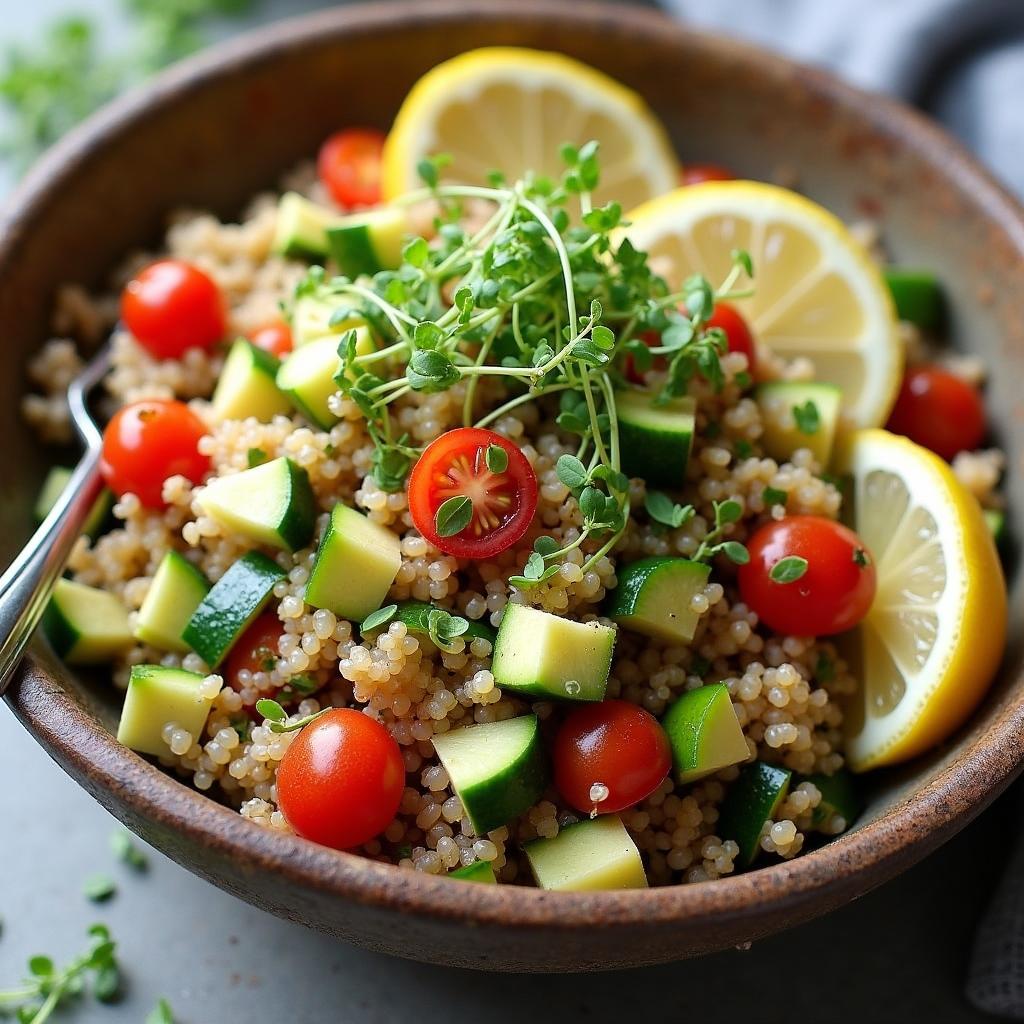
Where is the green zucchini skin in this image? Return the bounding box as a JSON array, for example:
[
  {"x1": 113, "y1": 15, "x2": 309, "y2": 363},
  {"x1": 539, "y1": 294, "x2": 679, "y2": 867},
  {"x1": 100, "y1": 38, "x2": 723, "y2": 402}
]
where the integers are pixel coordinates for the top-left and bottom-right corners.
[
  {"x1": 182, "y1": 551, "x2": 286, "y2": 668},
  {"x1": 717, "y1": 761, "x2": 792, "y2": 867}
]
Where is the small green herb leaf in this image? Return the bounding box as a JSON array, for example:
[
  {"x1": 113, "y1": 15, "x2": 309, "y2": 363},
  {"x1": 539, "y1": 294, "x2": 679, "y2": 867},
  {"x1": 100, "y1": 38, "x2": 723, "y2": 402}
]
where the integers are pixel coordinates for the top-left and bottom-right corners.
[
  {"x1": 815, "y1": 653, "x2": 836, "y2": 683},
  {"x1": 644, "y1": 490, "x2": 694, "y2": 529},
  {"x1": 769, "y1": 556, "x2": 809, "y2": 583},
  {"x1": 763, "y1": 486, "x2": 788, "y2": 507},
  {"x1": 485, "y1": 443, "x2": 508, "y2": 474},
  {"x1": 731, "y1": 248, "x2": 755, "y2": 278},
  {"x1": 716, "y1": 499, "x2": 743, "y2": 526},
  {"x1": 720, "y1": 542, "x2": 750, "y2": 565},
  {"x1": 853, "y1": 547, "x2": 871, "y2": 568},
  {"x1": 247, "y1": 447, "x2": 268, "y2": 468},
  {"x1": 792, "y1": 400, "x2": 820, "y2": 435},
  {"x1": 435, "y1": 495, "x2": 473, "y2": 538},
  {"x1": 255, "y1": 698, "x2": 287, "y2": 723},
  {"x1": 361, "y1": 603, "x2": 398, "y2": 634},
  {"x1": 146, "y1": 998, "x2": 176, "y2": 1024},
  {"x1": 28, "y1": 956, "x2": 53, "y2": 977},
  {"x1": 110, "y1": 829, "x2": 148, "y2": 871},
  {"x1": 83, "y1": 874, "x2": 116, "y2": 903},
  {"x1": 556, "y1": 454, "x2": 589, "y2": 492}
]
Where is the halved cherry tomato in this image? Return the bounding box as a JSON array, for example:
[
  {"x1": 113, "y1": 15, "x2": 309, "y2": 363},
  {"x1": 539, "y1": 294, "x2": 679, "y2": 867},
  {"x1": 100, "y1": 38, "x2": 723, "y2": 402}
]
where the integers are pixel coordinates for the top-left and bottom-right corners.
[
  {"x1": 100, "y1": 398, "x2": 210, "y2": 508},
  {"x1": 680, "y1": 163, "x2": 735, "y2": 186},
  {"x1": 885, "y1": 364, "x2": 985, "y2": 461},
  {"x1": 121, "y1": 260, "x2": 226, "y2": 360},
  {"x1": 553, "y1": 700, "x2": 671, "y2": 815},
  {"x1": 408, "y1": 427, "x2": 538, "y2": 559},
  {"x1": 276, "y1": 708, "x2": 404, "y2": 850},
  {"x1": 624, "y1": 301, "x2": 757, "y2": 383},
  {"x1": 738, "y1": 515, "x2": 877, "y2": 637},
  {"x1": 317, "y1": 128, "x2": 386, "y2": 209},
  {"x1": 248, "y1": 320, "x2": 293, "y2": 358}
]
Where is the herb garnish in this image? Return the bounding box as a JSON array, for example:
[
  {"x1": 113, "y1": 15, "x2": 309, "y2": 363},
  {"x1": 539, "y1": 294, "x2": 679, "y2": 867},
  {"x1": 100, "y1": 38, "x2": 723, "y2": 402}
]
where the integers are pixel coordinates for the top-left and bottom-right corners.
[
  {"x1": 146, "y1": 997, "x2": 176, "y2": 1024},
  {"x1": 769, "y1": 556, "x2": 809, "y2": 583},
  {"x1": 255, "y1": 698, "x2": 329, "y2": 734},
  {"x1": 295, "y1": 143, "x2": 753, "y2": 585},
  {"x1": 693, "y1": 500, "x2": 750, "y2": 565},
  {"x1": 110, "y1": 829, "x2": 148, "y2": 871},
  {"x1": 644, "y1": 490, "x2": 694, "y2": 529},
  {"x1": 762, "y1": 486, "x2": 788, "y2": 508},
  {"x1": 0, "y1": 924, "x2": 120, "y2": 1020},
  {"x1": 792, "y1": 400, "x2": 820, "y2": 435},
  {"x1": 852, "y1": 547, "x2": 871, "y2": 568},
  {"x1": 82, "y1": 874, "x2": 117, "y2": 903}
]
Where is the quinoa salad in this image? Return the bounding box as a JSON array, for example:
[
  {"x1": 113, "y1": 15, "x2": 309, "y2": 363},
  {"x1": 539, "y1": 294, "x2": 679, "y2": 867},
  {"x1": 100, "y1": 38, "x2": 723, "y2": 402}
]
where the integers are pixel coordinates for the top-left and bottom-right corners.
[{"x1": 26, "y1": 48, "x2": 1008, "y2": 890}]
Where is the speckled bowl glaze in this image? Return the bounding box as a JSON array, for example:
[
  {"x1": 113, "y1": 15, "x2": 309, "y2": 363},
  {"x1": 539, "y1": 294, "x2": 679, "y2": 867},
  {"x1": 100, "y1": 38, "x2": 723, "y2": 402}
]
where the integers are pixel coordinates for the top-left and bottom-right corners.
[{"x1": 3, "y1": 0, "x2": 1023, "y2": 973}]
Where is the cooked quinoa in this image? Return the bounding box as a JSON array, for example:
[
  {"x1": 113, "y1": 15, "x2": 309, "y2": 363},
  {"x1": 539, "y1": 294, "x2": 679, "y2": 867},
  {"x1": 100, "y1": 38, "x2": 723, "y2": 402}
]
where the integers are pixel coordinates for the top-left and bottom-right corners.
[{"x1": 23, "y1": 152, "x2": 1002, "y2": 888}]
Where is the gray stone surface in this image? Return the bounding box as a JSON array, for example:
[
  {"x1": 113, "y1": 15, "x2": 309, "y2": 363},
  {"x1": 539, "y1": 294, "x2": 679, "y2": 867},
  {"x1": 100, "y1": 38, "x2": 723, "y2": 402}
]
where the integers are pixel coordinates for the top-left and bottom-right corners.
[{"x1": 0, "y1": 2, "x2": 1013, "y2": 1021}]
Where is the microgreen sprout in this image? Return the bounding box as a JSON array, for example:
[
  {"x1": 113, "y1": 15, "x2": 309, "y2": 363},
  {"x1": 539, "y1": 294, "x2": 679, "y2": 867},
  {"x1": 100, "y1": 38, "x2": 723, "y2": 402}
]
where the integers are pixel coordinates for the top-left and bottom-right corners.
[
  {"x1": 296, "y1": 143, "x2": 755, "y2": 580},
  {"x1": 255, "y1": 698, "x2": 329, "y2": 734},
  {"x1": 762, "y1": 486, "x2": 789, "y2": 508},
  {"x1": 693, "y1": 500, "x2": 749, "y2": 565},
  {"x1": 0, "y1": 924, "x2": 120, "y2": 1021}
]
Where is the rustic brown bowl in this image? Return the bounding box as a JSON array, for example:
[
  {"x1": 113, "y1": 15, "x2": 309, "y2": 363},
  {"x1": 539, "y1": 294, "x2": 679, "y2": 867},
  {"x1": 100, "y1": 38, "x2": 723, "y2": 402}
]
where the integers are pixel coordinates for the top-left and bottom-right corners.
[{"x1": 3, "y1": 0, "x2": 1023, "y2": 973}]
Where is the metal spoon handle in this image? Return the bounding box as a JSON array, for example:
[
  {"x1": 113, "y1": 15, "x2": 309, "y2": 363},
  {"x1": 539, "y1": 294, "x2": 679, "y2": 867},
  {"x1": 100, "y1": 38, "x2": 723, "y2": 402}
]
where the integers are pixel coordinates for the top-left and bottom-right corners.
[{"x1": 0, "y1": 447, "x2": 104, "y2": 697}]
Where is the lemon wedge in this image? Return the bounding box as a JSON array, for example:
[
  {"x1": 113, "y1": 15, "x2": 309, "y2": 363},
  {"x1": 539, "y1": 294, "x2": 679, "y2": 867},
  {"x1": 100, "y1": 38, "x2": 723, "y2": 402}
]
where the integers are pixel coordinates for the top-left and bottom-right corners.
[
  {"x1": 625, "y1": 182, "x2": 903, "y2": 429},
  {"x1": 836, "y1": 428, "x2": 1006, "y2": 771},
  {"x1": 382, "y1": 47, "x2": 678, "y2": 210}
]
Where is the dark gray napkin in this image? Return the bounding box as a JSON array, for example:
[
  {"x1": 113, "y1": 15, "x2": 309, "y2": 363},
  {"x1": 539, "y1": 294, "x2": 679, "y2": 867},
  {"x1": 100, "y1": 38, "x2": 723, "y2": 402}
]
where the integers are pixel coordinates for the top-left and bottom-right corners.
[{"x1": 657, "y1": 0, "x2": 1024, "y2": 1015}]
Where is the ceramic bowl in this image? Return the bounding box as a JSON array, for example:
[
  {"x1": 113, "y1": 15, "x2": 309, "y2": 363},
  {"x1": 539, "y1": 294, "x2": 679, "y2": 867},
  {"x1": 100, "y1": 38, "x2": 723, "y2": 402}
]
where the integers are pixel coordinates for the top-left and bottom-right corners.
[{"x1": 4, "y1": 0, "x2": 1023, "y2": 972}]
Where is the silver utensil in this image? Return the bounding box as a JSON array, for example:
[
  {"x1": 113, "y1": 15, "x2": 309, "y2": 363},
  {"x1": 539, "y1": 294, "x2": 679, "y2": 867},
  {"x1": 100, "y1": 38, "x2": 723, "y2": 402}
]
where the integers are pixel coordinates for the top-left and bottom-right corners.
[{"x1": 0, "y1": 342, "x2": 112, "y2": 696}]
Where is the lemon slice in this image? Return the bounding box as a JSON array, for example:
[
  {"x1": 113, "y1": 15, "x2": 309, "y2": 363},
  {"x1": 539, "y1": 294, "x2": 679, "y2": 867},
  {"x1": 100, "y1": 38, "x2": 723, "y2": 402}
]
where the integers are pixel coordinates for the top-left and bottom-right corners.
[
  {"x1": 382, "y1": 47, "x2": 678, "y2": 210},
  {"x1": 836, "y1": 428, "x2": 1006, "y2": 771},
  {"x1": 625, "y1": 182, "x2": 902, "y2": 429}
]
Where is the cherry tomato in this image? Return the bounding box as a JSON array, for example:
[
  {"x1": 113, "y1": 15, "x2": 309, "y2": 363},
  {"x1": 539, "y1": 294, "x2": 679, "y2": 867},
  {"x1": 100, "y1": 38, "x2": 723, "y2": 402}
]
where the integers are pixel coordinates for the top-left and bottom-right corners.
[
  {"x1": 738, "y1": 516, "x2": 877, "y2": 637},
  {"x1": 885, "y1": 364, "x2": 985, "y2": 461},
  {"x1": 121, "y1": 260, "x2": 226, "y2": 360},
  {"x1": 408, "y1": 427, "x2": 538, "y2": 559},
  {"x1": 317, "y1": 128, "x2": 386, "y2": 208},
  {"x1": 624, "y1": 301, "x2": 757, "y2": 382},
  {"x1": 248, "y1": 320, "x2": 293, "y2": 358},
  {"x1": 680, "y1": 163, "x2": 735, "y2": 186},
  {"x1": 100, "y1": 398, "x2": 210, "y2": 508},
  {"x1": 276, "y1": 708, "x2": 404, "y2": 850},
  {"x1": 706, "y1": 301, "x2": 757, "y2": 375},
  {"x1": 553, "y1": 700, "x2": 672, "y2": 814}
]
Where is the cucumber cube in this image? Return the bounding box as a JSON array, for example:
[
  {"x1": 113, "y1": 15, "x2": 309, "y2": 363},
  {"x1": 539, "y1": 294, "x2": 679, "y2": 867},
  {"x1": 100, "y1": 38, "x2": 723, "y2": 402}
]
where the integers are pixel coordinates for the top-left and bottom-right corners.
[
  {"x1": 605, "y1": 556, "x2": 710, "y2": 642},
  {"x1": 491, "y1": 604, "x2": 616, "y2": 702},
  {"x1": 291, "y1": 295, "x2": 366, "y2": 347},
  {"x1": 304, "y1": 504, "x2": 402, "y2": 622},
  {"x1": 34, "y1": 466, "x2": 112, "y2": 536},
  {"x1": 212, "y1": 338, "x2": 292, "y2": 422},
  {"x1": 134, "y1": 551, "x2": 210, "y2": 653},
  {"x1": 182, "y1": 551, "x2": 285, "y2": 668},
  {"x1": 276, "y1": 329, "x2": 375, "y2": 429},
  {"x1": 717, "y1": 761, "x2": 792, "y2": 867},
  {"x1": 449, "y1": 861, "x2": 497, "y2": 884},
  {"x1": 804, "y1": 770, "x2": 861, "y2": 830},
  {"x1": 326, "y1": 206, "x2": 407, "y2": 278},
  {"x1": 43, "y1": 578, "x2": 133, "y2": 664},
  {"x1": 883, "y1": 268, "x2": 944, "y2": 331},
  {"x1": 271, "y1": 192, "x2": 342, "y2": 261},
  {"x1": 616, "y1": 390, "x2": 695, "y2": 487},
  {"x1": 196, "y1": 456, "x2": 316, "y2": 552},
  {"x1": 756, "y1": 381, "x2": 842, "y2": 468},
  {"x1": 431, "y1": 715, "x2": 548, "y2": 836},
  {"x1": 662, "y1": 683, "x2": 749, "y2": 784},
  {"x1": 524, "y1": 815, "x2": 647, "y2": 892},
  {"x1": 117, "y1": 665, "x2": 216, "y2": 756}
]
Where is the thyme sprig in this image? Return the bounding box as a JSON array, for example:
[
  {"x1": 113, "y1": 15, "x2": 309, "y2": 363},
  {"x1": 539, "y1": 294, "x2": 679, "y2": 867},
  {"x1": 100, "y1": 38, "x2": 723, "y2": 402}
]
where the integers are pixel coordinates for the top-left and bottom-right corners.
[{"x1": 294, "y1": 144, "x2": 753, "y2": 583}]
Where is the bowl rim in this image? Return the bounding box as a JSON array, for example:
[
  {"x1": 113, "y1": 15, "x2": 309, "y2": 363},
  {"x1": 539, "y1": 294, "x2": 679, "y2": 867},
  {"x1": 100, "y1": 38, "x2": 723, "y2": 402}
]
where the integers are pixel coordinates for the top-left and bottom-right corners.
[{"x1": 5, "y1": 0, "x2": 1024, "y2": 934}]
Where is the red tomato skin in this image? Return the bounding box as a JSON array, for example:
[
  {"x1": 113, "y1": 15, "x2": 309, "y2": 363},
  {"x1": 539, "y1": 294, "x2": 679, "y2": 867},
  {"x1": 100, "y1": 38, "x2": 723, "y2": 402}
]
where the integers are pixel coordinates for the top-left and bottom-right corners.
[
  {"x1": 738, "y1": 516, "x2": 877, "y2": 637},
  {"x1": 624, "y1": 302, "x2": 756, "y2": 382},
  {"x1": 553, "y1": 700, "x2": 672, "y2": 814},
  {"x1": 317, "y1": 128, "x2": 386, "y2": 209},
  {"x1": 223, "y1": 611, "x2": 285, "y2": 709},
  {"x1": 885, "y1": 365, "x2": 985, "y2": 461},
  {"x1": 680, "y1": 163, "x2": 735, "y2": 186},
  {"x1": 121, "y1": 260, "x2": 226, "y2": 360},
  {"x1": 706, "y1": 301, "x2": 757, "y2": 375},
  {"x1": 248, "y1": 321, "x2": 293, "y2": 358},
  {"x1": 408, "y1": 427, "x2": 539, "y2": 559},
  {"x1": 276, "y1": 709, "x2": 404, "y2": 850},
  {"x1": 100, "y1": 399, "x2": 210, "y2": 508}
]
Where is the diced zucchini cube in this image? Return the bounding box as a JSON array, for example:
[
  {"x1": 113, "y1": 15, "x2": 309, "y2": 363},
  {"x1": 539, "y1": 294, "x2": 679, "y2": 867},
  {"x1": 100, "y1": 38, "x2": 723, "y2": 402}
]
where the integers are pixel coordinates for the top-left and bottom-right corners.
[
  {"x1": 212, "y1": 338, "x2": 292, "y2": 422},
  {"x1": 491, "y1": 604, "x2": 616, "y2": 702},
  {"x1": 304, "y1": 504, "x2": 401, "y2": 621},
  {"x1": 616, "y1": 391, "x2": 695, "y2": 487},
  {"x1": 134, "y1": 551, "x2": 210, "y2": 653},
  {"x1": 117, "y1": 665, "x2": 216, "y2": 757},
  {"x1": 196, "y1": 456, "x2": 316, "y2": 552},
  {"x1": 290, "y1": 295, "x2": 366, "y2": 348},
  {"x1": 756, "y1": 381, "x2": 842, "y2": 468},
  {"x1": 524, "y1": 815, "x2": 648, "y2": 891},
  {"x1": 662, "y1": 683, "x2": 749, "y2": 784},
  {"x1": 605, "y1": 556, "x2": 710, "y2": 643},
  {"x1": 271, "y1": 192, "x2": 342, "y2": 261},
  {"x1": 326, "y1": 206, "x2": 407, "y2": 277},
  {"x1": 42, "y1": 578, "x2": 134, "y2": 664}
]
